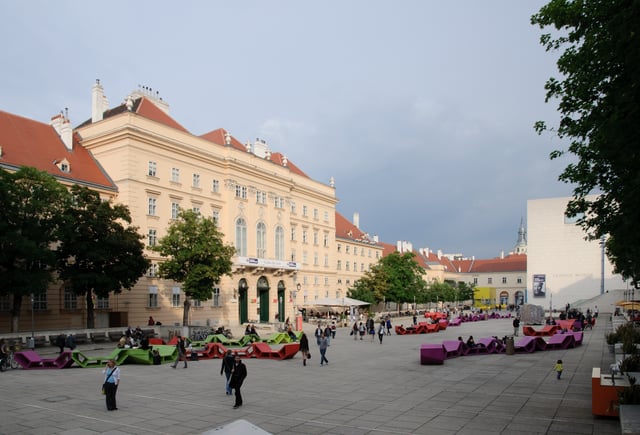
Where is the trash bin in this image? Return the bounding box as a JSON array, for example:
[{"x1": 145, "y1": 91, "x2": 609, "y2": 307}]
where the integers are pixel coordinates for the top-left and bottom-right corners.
[
  {"x1": 27, "y1": 337, "x2": 35, "y2": 349},
  {"x1": 505, "y1": 336, "x2": 515, "y2": 355}
]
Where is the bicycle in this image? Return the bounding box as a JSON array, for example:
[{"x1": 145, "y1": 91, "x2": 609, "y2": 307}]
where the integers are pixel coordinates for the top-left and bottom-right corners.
[{"x1": 0, "y1": 351, "x2": 18, "y2": 371}]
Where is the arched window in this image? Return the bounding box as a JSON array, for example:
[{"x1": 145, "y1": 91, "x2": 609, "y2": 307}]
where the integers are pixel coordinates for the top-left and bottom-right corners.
[
  {"x1": 235, "y1": 218, "x2": 247, "y2": 257},
  {"x1": 274, "y1": 226, "x2": 284, "y2": 260},
  {"x1": 256, "y1": 222, "x2": 266, "y2": 258}
]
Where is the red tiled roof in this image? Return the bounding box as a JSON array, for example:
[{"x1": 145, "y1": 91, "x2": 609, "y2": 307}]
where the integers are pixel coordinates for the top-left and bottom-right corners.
[
  {"x1": 335, "y1": 212, "x2": 369, "y2": 241},
  {"x1": 0, "y1": 110, "x2": 116, "y2": 190},
  {"x1": 450, "y1": 255, "x2": 526, "y2": 273}
]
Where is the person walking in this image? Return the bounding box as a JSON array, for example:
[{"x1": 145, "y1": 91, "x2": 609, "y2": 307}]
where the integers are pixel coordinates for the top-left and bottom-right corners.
[
  {"x1": 171, "y1": 335, "x2": 187, "y2": 369},
  {"x1": 324, "y1": 324, "x2": 332, "y2": 346},
  {"x1": 513, "y1": 317, "x2": 521, "y2": 337},
  {"x1": 554, "y1": 359, "x2": 564, "y2": 379},
  {"x1": 299, "y1": 332, "x2": 310, "y2": 366},
  {"x1": 315, "y1": 324, "x2": 323, "y2": 346},
  {"x1": 220, "y1": 350, "x2": 235, "y2": 394},
  {"x1": 102, "y1": 359, "x2": 121, "y2": 411},
  {"x1": 352, "y1": 322, "x2": 358, "y2": 341},
  {"x1": 377, "y1": 321, "x2": 385, "y2": 344},
  {"x1": 385, "y1": 317, "x2": 392, "y2": 335},
  {"x1": 230, "y1": 355, "x2": 247, "y2": 408},
  {"x1": 319, "y1": 333, "x2": 329, "y2": 366}
]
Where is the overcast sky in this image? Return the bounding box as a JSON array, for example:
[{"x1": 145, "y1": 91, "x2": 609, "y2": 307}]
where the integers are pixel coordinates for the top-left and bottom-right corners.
[{"x1": 1, "y1": 1, "x2": 573, "y2": 259}]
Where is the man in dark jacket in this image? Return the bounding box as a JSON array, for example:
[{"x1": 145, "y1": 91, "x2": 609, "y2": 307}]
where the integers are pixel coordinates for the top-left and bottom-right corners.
[
  {"x1": 220, "y1": 350, "x2": 235, "y2": 395},
  {"x1": 513, "y1": 317, "x2": 520, "y2": 336},
  {"x1": 230, "y1": 355, "x2": 247, "y2": 408}
]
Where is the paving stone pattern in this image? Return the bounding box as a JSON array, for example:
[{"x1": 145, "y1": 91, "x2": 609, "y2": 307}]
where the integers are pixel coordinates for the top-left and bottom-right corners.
[{"x1": 0, "y1": 315, "x2": 621, "y2": 434}]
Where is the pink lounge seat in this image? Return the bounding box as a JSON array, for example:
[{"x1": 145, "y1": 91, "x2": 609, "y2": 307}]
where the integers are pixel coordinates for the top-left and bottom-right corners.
[{"x1": 420, "y1": 343, "x2": 446, "y2": 365}]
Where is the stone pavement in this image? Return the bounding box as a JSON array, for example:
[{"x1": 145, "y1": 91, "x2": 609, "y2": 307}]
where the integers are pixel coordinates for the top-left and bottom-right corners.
[{"x1": 0, "y1": 314, "x2": 621, "y2": 435}]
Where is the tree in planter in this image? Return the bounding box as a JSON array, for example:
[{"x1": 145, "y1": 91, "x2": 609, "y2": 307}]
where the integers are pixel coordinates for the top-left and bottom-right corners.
[
  {"x1": 56, "y1": 186, "x2": 150, "y2": 328},
  {"x1": 152, "y1": 210, "x2": 235, "y2": 326}
]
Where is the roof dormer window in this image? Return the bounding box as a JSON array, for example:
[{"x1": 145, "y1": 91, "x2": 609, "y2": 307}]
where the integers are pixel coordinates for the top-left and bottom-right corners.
[{"x1": 55, "y1": 158, "x2": 71, "y2": 173}]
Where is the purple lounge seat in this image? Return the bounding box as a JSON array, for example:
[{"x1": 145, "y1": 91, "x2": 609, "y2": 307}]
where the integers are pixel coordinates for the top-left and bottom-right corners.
[
  {"x1": 14, "y1": 350, "x2": 74, "y2": 369},
  {"x1": 514, "y1": 336, "x2": 537, "y2": 353},
  {"x1": 420, "y1": 343, "x2": 446, "y2": 365},
  {"x1": 546, "y1": 334, "x2": 575, "y2": 350},
  {"x1": 476, "y1": 338, "x2": 498, "y2": 354},
  {"x1": 448, "y1": 318, "x2": 462, "y2": 327},
  {"x1": 442, "y1": 340, "x2": 463, "y2": 358},
  {"x1": 569, "y1": 331, "x2": 583, "y2": 346}
]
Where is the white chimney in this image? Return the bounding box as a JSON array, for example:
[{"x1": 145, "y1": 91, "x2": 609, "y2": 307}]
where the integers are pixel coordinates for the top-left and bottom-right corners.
[
  {"x1": 500, "y1": 250, "x2": 505, "y2": 259},
  {"x1": 50, "y1": 112, "x2": 73, "y2": 150},
  {"x1": 92, "y1": 79, "x2": 108, "y2": 123},
  {"x1": 353, "y1": 212, "x2": 360, "y2": 229},
  {"x1": 437, "y1": 249, "x2": 442, "y2": 260}
]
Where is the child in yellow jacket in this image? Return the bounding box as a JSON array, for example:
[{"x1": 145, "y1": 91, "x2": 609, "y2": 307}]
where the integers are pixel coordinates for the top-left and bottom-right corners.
[{"x1": 554, "y1": 359, "x2": 564, "y2": 379}]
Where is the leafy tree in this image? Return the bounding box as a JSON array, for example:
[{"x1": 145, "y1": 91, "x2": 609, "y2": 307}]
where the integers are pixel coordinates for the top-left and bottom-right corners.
[
  {"x1": 348, "y1": 251, "x2": 427, "y2": 308},
  {"x1": 0, "y1": 167, "x2": 69, "y2": 332},
  {"x1": 152, "y1": 210, "x2": 235, "y2": 325},
  {"x1": 56, "y1": 186, "x2": 149, "y2": 328},
  {"x1": 532, "y1": 1, "x2": 640, "y2": 281}
]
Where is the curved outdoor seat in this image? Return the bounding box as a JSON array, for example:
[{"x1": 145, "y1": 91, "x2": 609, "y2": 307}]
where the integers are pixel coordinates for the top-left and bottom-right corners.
[
  {"x1": 514, "y1": 336, "x2": 537, "y2": 353},
  {"x1": 476, "y1": 337, "x2": 498, "y2": 354},
  {"x1": 546, "y1": 333, "x2": 575, "y2": 350},
  {"x1": 14, "y1": 350, "x2": 74, "y2": 369},
  {"x1": 442, "y1": 340, "x2": 463, "y2": 358},
  {"x1": 448, "y1": 318, "x2": 462, "y2": 327}
]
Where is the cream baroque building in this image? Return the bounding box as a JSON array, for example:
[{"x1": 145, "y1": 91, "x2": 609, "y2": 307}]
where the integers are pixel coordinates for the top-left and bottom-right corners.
[{"x1": 74, "y1": 82, "x2": 339, "y2": 328}]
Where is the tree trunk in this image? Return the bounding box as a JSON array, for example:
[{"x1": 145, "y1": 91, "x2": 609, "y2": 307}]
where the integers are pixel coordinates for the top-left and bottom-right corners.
[
  {"x1": 11, "y1": 294, "x2": 23, "y2": 333},
  {"x1": 182, "y1": 298, "x2": 191, "y2": 326},
  {"x1": 86, "y1": 290, "x2": 95, "y2": 329}
]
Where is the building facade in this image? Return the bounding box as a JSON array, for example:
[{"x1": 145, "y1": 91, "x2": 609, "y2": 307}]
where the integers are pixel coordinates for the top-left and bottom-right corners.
[{"x1": 527, "y1": 196, "x2": 626, "y2": 309}]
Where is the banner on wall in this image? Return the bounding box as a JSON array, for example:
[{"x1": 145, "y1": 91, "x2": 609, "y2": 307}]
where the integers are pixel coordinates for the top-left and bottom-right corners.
[{"x1": 533, "y1": 274, "x2": 546, "y2": 297}]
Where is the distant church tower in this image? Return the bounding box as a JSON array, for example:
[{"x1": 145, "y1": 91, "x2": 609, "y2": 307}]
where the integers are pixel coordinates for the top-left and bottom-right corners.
[{"x1": 514, "y1": 218, "x2": 527, "y2": 254}]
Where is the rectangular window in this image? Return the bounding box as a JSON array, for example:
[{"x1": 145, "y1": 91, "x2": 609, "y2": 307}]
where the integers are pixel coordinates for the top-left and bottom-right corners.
[
  {"x1": 235, "y1": 185, "x2": 247, "y2": 199},
  {"x1": 302, "y1": 205, "x2": 308, "y2": 217},
  {"x1": 337, "y1": 260, "x2": 342, "y2": 270},
  {"x1": 291, "y1": 250, "x2": 296, "y2": 262},
  {"x1": 172, "y1": 287, "x2": 181, "y2": 308},
  {"x1": 291, "y1": 202, "x2": 296, "y2": 214},
  {"x1": 313, "y1": 208, "x2": 319, "y2": 220},
  {"x1": 302, "y1": 230, "x2": 308, "y2": 244},
  {"x1": 346, "y1": 261, "x2": 350, "y2": 271},
  {"x1": 314, "y1": 253, "x2": 319, "y2": 266},
  {"x1": 291, "y1": 227, "x2": 296, "y2": 241},
  {"x1": 192, "y1": 173, "x2": 201, "y2": 188},
  {"x1": 257, "y1": 191, "x2": 266, "y2": 204},
  {"x1": 213, "y1": 288, "x2": 221, "y2": 307},
  {"x1": 192, "y1": 206, "x2": 200, "y2": 214},
  {"x1": 171, "y1": 202, "x2": 180, "y2": 220},
  {"x1": 361, "y1": 263, "x2": 364, "y2": 272},
  {"x1": 303, "y1": 251, "x2": 308, "y2": 264},
  {"x1": 63, "y1": 288, "x2": 77, "y2": 310},
  {"x1": 96, "y1": 295, "x2": 109, "y2": 309},
  {"x1": 33, "y1": 293, "x2": 47, "y2": 311},
  {"x1": 148, "y1": 197, "x2": 157, "y2": 216},
  {"x1": 148, "y1": 229, "x2": 157, "y2": 247},
  {"x1": 171, "y1": 167, "x2": 180, "y2": 183},
  {"x1": 313, "y1": 231, "x2": 319, "y2": 246},
  {"x1": 212, "y1": 210, "x2": 219, "y2": 223},
  {"x1": 473, "y1": 277, "x2": 478, "y2": 285},
  {"x1": 502, "y1": 277, "x2": 507, "y2": 284},
  {"x1": 323, "y1": 233, "x2": 329, "y2": 247},
  {"x1": 148, "y1": 161, "x2": 157, "y2": 177},
  {"x1": 324, "y1": 211, "x2": 329, "y2": 222},
  {"x1": 488, "y1": 277, "x2": 493, "y2": 284},
  {"x1": 337, "y1": 244, "x2": 341, "y2": 253},
  {"x1": 148, "y1": 286, "x2": 158, "y2": 308},
  {"x1": 346, "y1": 246, "x2": 350, "y2": 254},
  {"x1": 148, "y1": 263, "x2": 158, "y2": 277},
  {"x1": 324, "y1": 254, "x2": 329, "y2": 267},
  {"x1": 212, "y1": 179, "x2": 220, "y2": 193},
  {"x1": 517, "y1": 277, "x2": 522, "y2": 284},
  {"x1": 192, "y1": 299, "x2": 202, "y2": 308}
]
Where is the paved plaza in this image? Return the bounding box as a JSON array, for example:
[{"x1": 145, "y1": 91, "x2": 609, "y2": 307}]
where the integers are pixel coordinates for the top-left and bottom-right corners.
[{"x1": 0, "y1": 314, "x2": 622, "y2": 434}]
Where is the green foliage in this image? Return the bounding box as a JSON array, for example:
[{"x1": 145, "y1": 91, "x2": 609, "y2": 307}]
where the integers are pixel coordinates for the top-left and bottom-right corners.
[
  {"x1": 620, "y1": 376, "x2": 640, "y2": 405},
  {"x1": 56, "y1": 185, "x2": 150, "y2": 328},
  {"x1": 0, "y1": 167, "x2": 70, "y2": 331},
  {"x1": 153, "y1": 210, "x2": 235, "y2": 325},
  {"x1": 532, "y1": 1, "x2": 640, "y2": 281},
  {"x1": 347, "y1": 251, "x2": 426, "y2": 305}
]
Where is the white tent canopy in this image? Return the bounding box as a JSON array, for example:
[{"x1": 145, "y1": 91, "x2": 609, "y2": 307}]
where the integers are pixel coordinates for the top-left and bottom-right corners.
[{"x1": 304, "y1": 297, "x2": 370, "y2": 307}]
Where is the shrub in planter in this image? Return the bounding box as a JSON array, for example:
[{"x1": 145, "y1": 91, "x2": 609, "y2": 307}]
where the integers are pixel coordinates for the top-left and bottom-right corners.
[
  {"x1": 621, "y1": 355, "x2": 640, "y2": 374},
  {"x1": 620, "y1": 377, "x2": 640, "y2": 404}
]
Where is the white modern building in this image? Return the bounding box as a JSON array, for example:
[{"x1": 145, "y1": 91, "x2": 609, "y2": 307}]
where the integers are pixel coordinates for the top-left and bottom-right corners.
[{"x1": 527, "y1": 196, "x2": 627, "y2": 309}]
